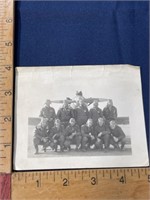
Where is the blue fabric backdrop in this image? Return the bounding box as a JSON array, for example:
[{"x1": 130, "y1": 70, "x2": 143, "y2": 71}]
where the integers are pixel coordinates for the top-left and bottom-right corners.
[{"x1": 15, "y1": 1, "x2": 149, "y2": 143}]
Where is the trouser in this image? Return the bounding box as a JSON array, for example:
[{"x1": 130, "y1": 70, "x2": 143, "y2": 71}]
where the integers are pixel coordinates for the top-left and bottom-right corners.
[
  {"x1": 95, "y1": 133, "x2": 110, "y2": 150},
  {"x1": 81, "y1": 136, "x2": 96, "y2": 150},
  {"x1": 33, "y1": 137, "x2": 49, "y2": 153},
  {"x1": 61, "y1": 121, "x2": 69, "y2": 128},
  {"x1": 109, "y1": 135, "x2": 126, "y2": 150},
  {"x1": 109, "y1": 136, "x2": 119, "y2": 149},
  {"x1": 48, "y1": 140, "x2": 57, "y2": 150},
  {"x1": 54, "y1": 135, "x2": 65, "y2": 151},
  {"x1": 95, "y1": 139, "x2": 103, "y2": 150},
  {"x1": 64, "y1": 135, "x2": 82, "y2": 149},
  {"x1": 101, "y1": 133, "x2": 110, "y2": 149},
  {"x1": 117, "y1": 135, "x2": 126, "y2": 149}
]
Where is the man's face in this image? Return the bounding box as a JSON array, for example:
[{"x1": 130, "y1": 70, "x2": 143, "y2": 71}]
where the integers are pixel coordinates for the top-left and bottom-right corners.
[
  {"x1": 87, "y1": 119, "x2": 93, "y2": 127},
  {"x1": 71, "y1": 103, "x2": 77, "y2": 109},
  {"x1": 98, "y1": 118, "x2": 104, "y2": 126},
  {"x1": 41, "y1": 121, "x2": 47, "y2": 127},
  {"x1": 110, "y1": 121, "x2": 116, "y2": 129},
  {"x1": 107, "y1": 100, "x2": 113, "y2": 108},
  {"x1": 63, "y1": 101, "x2": 68, "y2": 108},
  {"x1": 41, "y1": 118, "x2": 48, "y2": 127},
  {"x1": 46, "y1": 100, "x2": 51, "y2": 106},
  {"x1": 70, "y1": 119, "x2": 75, "y2": 126},
  {"x1": 93, "y1": 101, "x2": 98, "y2": 108}
]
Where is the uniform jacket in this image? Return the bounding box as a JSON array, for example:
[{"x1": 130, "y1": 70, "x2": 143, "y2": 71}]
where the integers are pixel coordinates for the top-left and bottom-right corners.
[
  {"x1": 89, "y1": 107, "x2": 103, "y2": 124},
  {"x1": 65, "y1": 124, "x2": 80, "y2": 137},
  {"x1": 75, "y1": 106, "x2": 89, "y2": 126},
  {"x1": 34, "y1": 123, "x2": 48, "y2": 139},
  {"x1": 95, "y1": 124, "x2": 110, "y2": 137},
  {"x1": 39, "y1": 105, "x2": 56, "y2": 120},
  {"x1": 51, "y1": 125, "x2": 65, "y2": 139},
  {"x1": 110, "y1": 125, "x2": 125, "y2": 138},
  {"x1": 81, "y1": 124, "x2": 94, "y2": 137},
  {"x1": 103, "y1": 106, "x2": 117, "y2": 120},
  {"x1": 57, "y1": 107, "x2": 74, "y2": 122}
]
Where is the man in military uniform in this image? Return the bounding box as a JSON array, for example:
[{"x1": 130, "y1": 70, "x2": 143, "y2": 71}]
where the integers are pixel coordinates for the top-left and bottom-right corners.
[
  {"x1": 81, "y1": 119, "x2": 95, "y2": 151},
  {"x1": 103, "y1": 100, "x2": 117, "y2": 127},
  {"x1": 33, "y1": 118, "x2": 50, "y2": 154},
  {"x1": 64, "y1": 118, "x2": 82, "y2": 151},
  {"x1": 109, "y1": 120, "x2": 126, "y2": 150},
  {"x1": 95, "y1": 117, "x2": 111, "y2": 151},
  {"x1": 89, "y1": 100, "x2": 103, "y2": 127},
  {"x1": 39, "y1": 99, "x2": 56, "y2": 131},
  {"x1": 75, "y1": 100, "x2": 89, "y2": 127},
  {"x1": 57, "y1": 100, "x2": 74, "y2": 128},
  {"x1": 74, "y1": 91, "x2": 85, "y2": 103},
  {"x1": 50, "y1": 119, "x2": 65, "y2": 152}
]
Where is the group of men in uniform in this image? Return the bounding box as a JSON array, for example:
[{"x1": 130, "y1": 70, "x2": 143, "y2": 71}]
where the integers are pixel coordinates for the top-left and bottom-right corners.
[{"x1": 33, "y1": 95, "x2": 126, "y2": 154}]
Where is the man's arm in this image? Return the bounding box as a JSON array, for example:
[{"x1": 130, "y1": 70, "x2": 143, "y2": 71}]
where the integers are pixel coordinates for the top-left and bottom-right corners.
[
  {"x1": 57, "y1": 109, "x2": 61, "y2": 120},
  {"x1": 113, "y1": 107, "x2": 117, "y2": 119},
  {"x1": 85, "y1": 107, "x2": 89, "y2": 118},
  {"x1": 81, "y1": 125, "x2": 87, "y2": 137},
  {"x1": 34, "y1": 128, "x2": 43, "y2": 140},
  {"x1": 65, "y1": 126, "x2": 70, "y2": 137},
  {"x1": 102, "y1": 107, "x2": 106, "y2": 119},
  {"x1": 118, "y1": 126, "x2": 125, "y2": 137},
  {"x1": 39, "y1": 108, "x2": 44, "y2": 118},
  {"x1": 99, "y1": 108, "x2": 103, "y2": 118},
  {"x1": 52, "y1": 107, "x2": 56, "y2": 119},
  {"x1": 61, "y1": 125, "x2": 66, "y2": 136},
  {"x1": 70, "y1": 108, "x2": 75, "y2": 119}
]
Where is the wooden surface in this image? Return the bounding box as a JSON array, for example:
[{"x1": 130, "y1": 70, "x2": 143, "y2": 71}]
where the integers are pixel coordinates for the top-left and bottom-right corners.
[
  {"x1": 0, "y1": 0, "x2": 14, "y2": 173},
  {"x1": 11, "y1": 168, "x2": 150, "y2": 200}
]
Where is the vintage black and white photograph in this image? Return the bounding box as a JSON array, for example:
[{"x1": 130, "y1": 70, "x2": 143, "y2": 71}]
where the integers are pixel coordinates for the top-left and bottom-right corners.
[
  {"x1": 28, "y1": 96, "x2": 131, "y2": 157},
  {"x1": 14, "y1": 65, "x2": 149, "y2": 170}
]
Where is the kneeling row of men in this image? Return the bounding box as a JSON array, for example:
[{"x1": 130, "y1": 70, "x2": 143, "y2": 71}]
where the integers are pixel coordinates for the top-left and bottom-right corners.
[{"x1": 33, "y1": 117, "x2": 126, "y2": 154}]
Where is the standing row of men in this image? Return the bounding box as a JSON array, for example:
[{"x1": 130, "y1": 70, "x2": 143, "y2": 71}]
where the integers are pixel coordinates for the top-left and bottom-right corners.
[
  {"x1": 39, "y1": 98, "x2": 117, "y2": 128},
  {"x1": 33, "y1": 99, "x2": 126, "y2": 154}
]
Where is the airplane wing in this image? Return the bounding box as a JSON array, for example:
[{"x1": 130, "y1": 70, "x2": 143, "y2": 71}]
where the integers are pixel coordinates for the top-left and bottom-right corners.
[
  {"x1": 51, "y1": 98, "x2": 111, "y2": 105},
  {"x1": 51, "y1": 100, "x2": 64, "y2": 104},
  {"x1": 51, "y1": 99, "x2": 76, "y2": 104},
  {"x1": 84, "y1": 98, "x2": 111, "y2": 106}
]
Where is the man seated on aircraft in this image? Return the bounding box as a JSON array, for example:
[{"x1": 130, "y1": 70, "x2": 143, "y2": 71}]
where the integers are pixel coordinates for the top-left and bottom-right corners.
[
  {"x1": 33, "y1": 118, "x2": 50, "y2": 155},
  {"x1": 109, "y1": 120, "x2": 126, "y2": 151},
  {"x1": 89, "y1": 100, "x2": 103, "y2": 127},
  {"x1": 94, "y1": 117, "x2": 111, "y2": 151},
  {"x1": 74, "y1": 91, "x2": 85, "y2": 103},
  {"x1": 39, "y1": 99, "x2": 56, "y2": 131},
  {"x1": 81, "y1": 119, "x2": 95, "y2": 151},
  {"x1": 103, "y1": 100, "x2": 117, "y2": 127},
  {"x1": 75, "y1": 99, "x2": 89, "y2": 127},
  {"x1": 50, "y1": 119, "x2": 65, "y2": 152},
  {"x1": 64, "y1": 118, "x2": 82, "y2": 151},
  {"x1": 57, "y1": 100, "x2": 74, "y2": 128}
]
